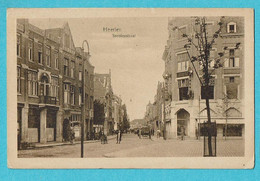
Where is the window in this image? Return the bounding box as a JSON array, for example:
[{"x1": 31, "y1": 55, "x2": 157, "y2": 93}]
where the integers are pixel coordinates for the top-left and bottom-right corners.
[
  {"x1": 17, "y1": 34, "x2": 21, "y2": 57},
  {"x1": 51, "y1": 77, "x2": 59, "y2": 99},
  {"x1": 46, "y1": 46, "x2": 51, "y2": 67},
  {"x1": 79, "y1": 64, "x2": 82, "y2": 81},
  {"x1": 17, "y1": 67, "x2": 21, "y2": 93},
  {"x1": 230, "y1": 77, "x2": 235, "y2": 83},
  {"x1": 178, "y1": 79, "x2": 189, "y2": 100},
  {"x1": 201, "y1": 86, "x2": 214, "y2": 99},
  {"x1": 79, "y1": 87, "x2": 82, "y2": 106},
  {"x1": 54, "y1": 52, "x2": 59, "y2": 69},
  {"x1": 64, "y1": 58, "x2": 69, "y2": 76},
  {"x1": 209, "y1": 50, "x2": 215, "y2": 68},
  {"x1": 227, "y1": 22, "x2": 236, "y2": 33},
  {"x1": 71, "y1": 61, "x2": 75, "y2": 78},
  {"x1": 38, "y1": 43, "x2": 43, "y2": 64},
  {"x1": 179, "y1": 87, "x2": 189, "y2": 100},
  {"x1": 178, "y1": 26, "x2": 187, "y2": 39},
  {"x1": 64, "y1": 84, "x2": 70, "y2": 104},
  {"x1": 177, "y1": 52, "x2": 189, "y2": 72},
  {"x1": 28, "y1": 107, "x2": 40, "y2": 128},
  {"x1": 70, "y1": 86, "x2": 75, "y2": 105},
  {"x1": 28, "y1": 39, "x2": 33, "y2": 61},
  {"x1": 225, "y1": 49, "x2": 239, "y2": 68},
  {"x1": 226, "y1": 83, "x2": 238, "y2": 99},
  {"x1": 223, "y1": 125, "x2": 242, "y2": 136},
  {"x1": 28, "y1": 71, "x2": 38, "y2": 96}
]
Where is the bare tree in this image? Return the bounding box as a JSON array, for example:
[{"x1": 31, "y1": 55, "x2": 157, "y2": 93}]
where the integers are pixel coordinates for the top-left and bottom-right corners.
[{"x1": 177, "y1": 17, "x2": 240, "y2": 156}]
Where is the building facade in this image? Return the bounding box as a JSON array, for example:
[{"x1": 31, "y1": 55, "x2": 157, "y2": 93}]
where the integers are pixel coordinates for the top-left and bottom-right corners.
[
  {"x1": 17, "y1": 19, "x2": 94, "y2": 147},
  {"x1": 162, "y1": 17, "x2": 244, "y2": 139}
]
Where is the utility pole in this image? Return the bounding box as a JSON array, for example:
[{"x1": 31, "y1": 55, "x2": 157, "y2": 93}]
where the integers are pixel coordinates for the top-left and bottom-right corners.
[{"x1": 81, "y1": 40, "x2": 90, "y2": 158}]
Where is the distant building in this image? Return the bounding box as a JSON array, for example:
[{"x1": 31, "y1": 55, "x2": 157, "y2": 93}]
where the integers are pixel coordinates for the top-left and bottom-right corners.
[
  {"x1": 161, "y1": 17, "x2": 244, "y2": 139},
  {"x1": 112, "y1": 94, "x2": 122, "y2": 131},
  {"x1": 144, "y1": 101, "x2": 157, "y2": 129},
  {"x1": 94, "y1": 71, "x2": 114, "y2": 135}
]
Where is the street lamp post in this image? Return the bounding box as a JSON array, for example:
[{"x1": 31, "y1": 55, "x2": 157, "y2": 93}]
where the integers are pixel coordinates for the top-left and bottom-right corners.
[{"x1": 81, "y1": 40, "x2": 90, "y2": 158}]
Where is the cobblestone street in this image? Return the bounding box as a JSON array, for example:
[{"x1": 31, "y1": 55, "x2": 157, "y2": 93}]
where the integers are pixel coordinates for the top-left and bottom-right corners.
[{"x1": 18, "y1": 133, "x2": 244, "y2": 158}]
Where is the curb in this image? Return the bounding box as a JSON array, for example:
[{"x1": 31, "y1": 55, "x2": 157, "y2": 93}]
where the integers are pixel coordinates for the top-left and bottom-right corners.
[{"x1": 30, "y1": 135, "x2": 117, "y2": 149}]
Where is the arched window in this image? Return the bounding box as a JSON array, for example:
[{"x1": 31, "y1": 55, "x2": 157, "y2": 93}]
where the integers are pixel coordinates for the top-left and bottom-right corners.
[
  {"x1": 227, "y1": 22, "x2": 237, "y2": 33},
  {"x1": 40, "y1": 74, "x2": 50, "y2": 96}
]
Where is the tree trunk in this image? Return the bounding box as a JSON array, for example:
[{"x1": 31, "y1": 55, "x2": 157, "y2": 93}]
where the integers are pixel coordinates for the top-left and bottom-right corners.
[{"x1": 205, "y1": 95, "x2": 213, "y2": 156}]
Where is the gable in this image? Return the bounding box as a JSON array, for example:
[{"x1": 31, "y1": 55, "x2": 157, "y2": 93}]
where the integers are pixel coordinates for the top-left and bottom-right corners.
[
  {"x1": 199, "y1": 108, "x2": 217, "y2": 117},
  {"x1": 225, "y1": 107, "x2": 242, "y2": 117},
  {"x1": 62, "y1": 22, "x2": 76, "y2": 51}
]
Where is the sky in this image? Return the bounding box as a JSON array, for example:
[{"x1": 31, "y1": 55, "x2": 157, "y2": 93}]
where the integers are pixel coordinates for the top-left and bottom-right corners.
[{"x1": 29, "y1": 17, "x2": 168, "y2": 121}]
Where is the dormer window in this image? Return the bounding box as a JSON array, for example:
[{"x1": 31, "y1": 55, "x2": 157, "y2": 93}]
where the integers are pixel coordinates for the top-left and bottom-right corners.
[{"x1": 227, "y1": 22, "x2": 237, "y2": 33}]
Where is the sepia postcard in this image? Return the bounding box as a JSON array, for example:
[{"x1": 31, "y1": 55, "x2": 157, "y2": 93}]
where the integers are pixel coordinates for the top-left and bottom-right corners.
[{"x1": 7, "y1": 8, "x2": 254, "y2": 169}]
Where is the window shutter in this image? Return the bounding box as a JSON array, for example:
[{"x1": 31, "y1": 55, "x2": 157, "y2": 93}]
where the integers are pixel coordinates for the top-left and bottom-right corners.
[
  {"x1": 224, "y1": 58, "x2": 229, "y2": 67},
  {"x1": 235, "y1": 58, "x2": 240, "y2": 67}
]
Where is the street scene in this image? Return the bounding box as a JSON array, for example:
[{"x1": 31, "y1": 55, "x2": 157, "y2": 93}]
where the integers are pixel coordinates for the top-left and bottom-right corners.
[
  {"x1": 16, "y1": 16, "x2": 245, "y2": 158},
  {"x1": 18, "y1": 133, "x2": 244, "y2": 158}
]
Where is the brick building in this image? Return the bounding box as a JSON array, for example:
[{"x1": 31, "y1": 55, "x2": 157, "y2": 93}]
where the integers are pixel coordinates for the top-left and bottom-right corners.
[
  {"x1": 162, "y1": 17, "x2": 244, "y2": 139},
  {"x1": 17, "y1": 19, "x2": 94, "y2": 147}
]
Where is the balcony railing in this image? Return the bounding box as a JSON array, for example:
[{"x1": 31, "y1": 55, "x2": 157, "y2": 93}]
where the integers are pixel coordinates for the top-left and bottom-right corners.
[{"x1": 39, "y1": 96, "x2": 57, "y2": 105}]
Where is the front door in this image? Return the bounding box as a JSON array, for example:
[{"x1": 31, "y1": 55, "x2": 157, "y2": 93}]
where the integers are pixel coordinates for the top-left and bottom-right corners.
[{"x1": 177, "y1": 109, "x2": 190, "y2": 136}]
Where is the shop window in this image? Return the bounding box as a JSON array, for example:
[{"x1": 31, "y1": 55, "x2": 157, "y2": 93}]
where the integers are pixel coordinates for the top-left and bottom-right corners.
[
  {"x1": 28, "y1": 108, "x2": 40, "y2": 128},
  {"x1": 223, "y1": 125, "x2": 242, "y2": 136},
  {"x1": 47, "y1": 110, "x2": 56, "y2": 128},
  {"x1": 28, "y1": 71, "x2": 38, "y2": 96},
  {"x1": 201, "y1": 86, "x2": 214, "y2": 99},
  {"x1": 64, "y1": 58, "x2": 69, "y2": 76}
]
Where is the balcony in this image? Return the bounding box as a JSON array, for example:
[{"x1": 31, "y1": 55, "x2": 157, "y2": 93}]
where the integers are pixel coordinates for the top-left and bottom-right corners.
[{"x1": 39, "y1": 96, "x2": 57, "y2": 105}]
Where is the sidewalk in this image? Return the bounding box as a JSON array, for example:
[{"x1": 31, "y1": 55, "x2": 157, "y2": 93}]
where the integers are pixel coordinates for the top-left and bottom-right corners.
[{"x1": 30, "y1": 135, "x2": 117, "y2": 149}]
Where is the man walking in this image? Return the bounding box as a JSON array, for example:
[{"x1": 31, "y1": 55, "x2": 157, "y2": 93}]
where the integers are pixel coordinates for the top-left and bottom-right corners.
[{"x1": 116, "y1": 130, "x2": 122, "y2": 144}]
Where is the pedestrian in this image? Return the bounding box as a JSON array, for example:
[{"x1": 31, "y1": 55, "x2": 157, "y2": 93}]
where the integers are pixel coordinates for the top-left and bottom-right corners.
[
  {"x1": 195, "y1": 128, "x2": 198, "y2": 140},
  {"x1": 157, "y1": 129, "x2": 161, "y2": 138},
  {"x1": 100, "y1": 131, "x2": 107, "y2": 144},
  {"x1": 181, "y1": 126, "x2": 185, "y2": 140},
  {"x1": 116, "y1": 130, "x2": 122, "y2": 144},
  {"x1": 70, "y1": 128, "x2": 75, "y2": 144}
]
